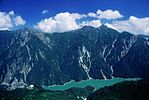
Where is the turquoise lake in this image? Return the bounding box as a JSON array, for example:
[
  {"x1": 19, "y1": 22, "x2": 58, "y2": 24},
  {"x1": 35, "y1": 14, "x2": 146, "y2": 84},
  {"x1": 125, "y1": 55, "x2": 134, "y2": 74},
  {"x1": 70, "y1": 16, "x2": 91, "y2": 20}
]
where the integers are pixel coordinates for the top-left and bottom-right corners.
[{"x1": 43, "y1": 78, "x2": 140, "y2": 91}]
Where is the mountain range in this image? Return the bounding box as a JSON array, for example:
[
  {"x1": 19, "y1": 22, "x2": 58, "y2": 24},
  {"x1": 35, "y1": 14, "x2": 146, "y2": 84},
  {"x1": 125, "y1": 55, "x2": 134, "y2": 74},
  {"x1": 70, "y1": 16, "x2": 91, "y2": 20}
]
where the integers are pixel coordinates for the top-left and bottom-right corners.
[{"x1": 0, "y1": 25, "x2": 149, "y2": 89}]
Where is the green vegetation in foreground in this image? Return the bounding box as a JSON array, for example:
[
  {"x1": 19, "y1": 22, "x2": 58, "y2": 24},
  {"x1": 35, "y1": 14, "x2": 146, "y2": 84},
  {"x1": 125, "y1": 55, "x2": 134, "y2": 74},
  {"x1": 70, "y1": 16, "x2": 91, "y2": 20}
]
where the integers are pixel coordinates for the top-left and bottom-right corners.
[
  {"x1": 87, "y1": 79, "x2": 149, "y2": 100},
  {"x1": 0, "y1": 86, "x2": 94, "y2": 100},
  {"x1": 0, "y1": 79, "x2": 148, "y2": 100}
]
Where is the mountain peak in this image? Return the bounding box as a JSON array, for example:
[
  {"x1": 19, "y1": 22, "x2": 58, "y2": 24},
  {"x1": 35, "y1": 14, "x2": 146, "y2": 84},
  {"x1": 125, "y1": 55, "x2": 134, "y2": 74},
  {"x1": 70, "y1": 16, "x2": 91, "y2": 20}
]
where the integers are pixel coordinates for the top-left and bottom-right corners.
[
  {"x1": 81, "y1": 26, "x2": 95, "y2": 30},
  {"x1": 15, "y1": 27, "x2": 40, "y2": 36},
  {"x1": 120, "y1": 31, "x2": 133, "y2": 37},
  {"x1": 99, "y1": 24, "x2": 108, "y2": 29},
  {"x1": 19, "y1": 27, "x2": 36, "y2": 32}
]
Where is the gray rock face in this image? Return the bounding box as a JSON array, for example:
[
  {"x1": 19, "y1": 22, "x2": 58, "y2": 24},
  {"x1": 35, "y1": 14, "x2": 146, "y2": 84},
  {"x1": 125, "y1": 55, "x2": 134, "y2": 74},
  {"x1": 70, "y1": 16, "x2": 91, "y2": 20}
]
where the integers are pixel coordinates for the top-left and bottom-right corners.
[{"x1": 0, "y1": 26, "x2": 149, "y2": 89}]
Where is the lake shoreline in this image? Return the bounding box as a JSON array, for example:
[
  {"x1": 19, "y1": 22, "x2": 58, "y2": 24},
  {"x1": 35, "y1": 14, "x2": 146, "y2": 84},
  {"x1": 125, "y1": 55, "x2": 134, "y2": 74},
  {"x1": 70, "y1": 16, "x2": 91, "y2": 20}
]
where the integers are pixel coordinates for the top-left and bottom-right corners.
[{"x1": 43, "y1": 78, "x2": 141, "y2": 91}]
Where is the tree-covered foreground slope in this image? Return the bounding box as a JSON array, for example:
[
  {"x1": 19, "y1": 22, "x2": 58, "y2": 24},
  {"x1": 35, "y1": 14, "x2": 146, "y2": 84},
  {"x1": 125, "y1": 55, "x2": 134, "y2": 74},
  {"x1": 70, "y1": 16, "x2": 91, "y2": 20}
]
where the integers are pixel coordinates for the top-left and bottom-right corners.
[
  {"x1": 0, "y1": 85, "x2": 94, "y2": 100},
  {"x1": 0, "y1": 79, "x2": 149, "y2": 100},
  {"x1": 87, "y1": 79, "x2": 149, "y2": 100}
]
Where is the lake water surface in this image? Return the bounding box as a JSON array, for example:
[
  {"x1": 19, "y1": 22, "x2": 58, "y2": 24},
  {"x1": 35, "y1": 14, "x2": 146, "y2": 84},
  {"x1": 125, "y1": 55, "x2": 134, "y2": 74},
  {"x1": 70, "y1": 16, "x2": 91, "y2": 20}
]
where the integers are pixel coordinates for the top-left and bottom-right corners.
[{"x1": 43, "y1": 78, "x2": 140, "y2": 91}]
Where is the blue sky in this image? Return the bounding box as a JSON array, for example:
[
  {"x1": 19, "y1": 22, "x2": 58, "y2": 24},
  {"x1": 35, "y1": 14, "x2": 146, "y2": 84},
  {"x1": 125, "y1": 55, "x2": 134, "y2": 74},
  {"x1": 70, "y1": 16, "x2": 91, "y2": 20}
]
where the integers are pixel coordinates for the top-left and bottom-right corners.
[
  {"x1": 0, "y1": 0, "x2": 149, "y2": 35},
  {"x1": 1, "y1": 0, "x2": 149, "y2": 23}
]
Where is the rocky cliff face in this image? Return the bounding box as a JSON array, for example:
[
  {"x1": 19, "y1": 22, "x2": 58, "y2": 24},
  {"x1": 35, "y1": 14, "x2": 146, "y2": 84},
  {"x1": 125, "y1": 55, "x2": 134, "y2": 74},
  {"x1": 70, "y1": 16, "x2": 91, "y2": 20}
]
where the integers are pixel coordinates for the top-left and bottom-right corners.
[{"x1": 0, "y1": 25, "x2": 149, "y2": 89}]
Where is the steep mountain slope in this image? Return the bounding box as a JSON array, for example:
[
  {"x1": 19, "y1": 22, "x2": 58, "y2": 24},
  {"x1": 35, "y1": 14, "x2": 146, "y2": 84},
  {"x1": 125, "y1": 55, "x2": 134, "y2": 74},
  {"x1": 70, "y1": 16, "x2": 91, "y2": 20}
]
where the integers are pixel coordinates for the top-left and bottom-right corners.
[
  {"x1": 113, "y1": 34, "x2": 149, "y2": 78},
  {"x1": 0, "y1": 28, "x2": 70, "y2": 89},
  {"x1": 0, "y1": 25, "x2": 149, "y2": 89}
]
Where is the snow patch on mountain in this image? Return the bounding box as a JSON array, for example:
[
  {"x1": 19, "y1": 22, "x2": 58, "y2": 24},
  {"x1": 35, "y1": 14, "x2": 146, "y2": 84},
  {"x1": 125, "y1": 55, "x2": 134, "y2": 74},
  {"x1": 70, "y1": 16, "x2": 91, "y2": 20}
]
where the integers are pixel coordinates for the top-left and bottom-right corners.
[
  {"x1": 10, "y1": 78, "x2": 27, "y2": 90},
  {"x1": 26, "y1": 45, "x2": 31, "y2": 62},
  {"x1": 39, "y1": 49, "x2": 46, "y2": 59},
  {"x1": 100, "y1": 69, "x2": 107, "y2": 80},
  {"x1": 78, "y1": 45, "x2": 92, "y2": 79}
]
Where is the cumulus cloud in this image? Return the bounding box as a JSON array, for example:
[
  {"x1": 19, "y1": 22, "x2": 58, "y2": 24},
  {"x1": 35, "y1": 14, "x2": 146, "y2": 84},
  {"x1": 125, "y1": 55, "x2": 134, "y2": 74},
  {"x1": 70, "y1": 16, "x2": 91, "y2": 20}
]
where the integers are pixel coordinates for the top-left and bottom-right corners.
[
  {"x1": 87, "y1": 10, "x2": 123, "y2": 20},
  {"x1": 36, "y1": 9, "x2": 148, "y2": 35},
  {"x1": 35, "y1": 10, "x2": 123, "y2": 33},
  {"x1": 0, "y1": 11, "x2": 26, "y2": 30},
  {"x1": 0, "y1": 11, "x2": 13, "y2": 30},
  {"x1": 106, "y1": 16, "x2": 149, "y2": 35},
  {"x1": 87, "y1": 12, "x2": 97, "y2": 17},
  {"x1": 105, "y1": 23, "x2": 117, "y2": 30},
  {"x1": 41, "y1": 10, "x2": 49, "y2": 14},
  {"x1": 35, "y1": 12, "x2": 86, "y2": 33},
  {"x1": 1, "y1": 9, "x2": 148, "y2": 35},
  {"x1": 8, "y1": 11, "x2": 14, "y2": 16},
  {"x1": 80, "y1": 20, "x2": 101, "y2": 28},
  {"x1": 15, "y1": 16, "x2": 26, "y2": 26},
  {"x1": 96, "y1": 9, "x2": 123, "y2": 20}
]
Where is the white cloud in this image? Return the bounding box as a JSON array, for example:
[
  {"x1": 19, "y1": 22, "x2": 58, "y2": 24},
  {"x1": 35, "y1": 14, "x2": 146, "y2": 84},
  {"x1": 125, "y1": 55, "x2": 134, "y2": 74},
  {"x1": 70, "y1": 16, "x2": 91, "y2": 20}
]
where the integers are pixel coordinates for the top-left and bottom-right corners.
[
  {"x1": 41, "y1": 10, "x2": 49, "y2": 14},
  {"x1": 35, "y1": 12, "x2": 86, "y2": 33},
  {"x1": 8, "y1": 11, "x2": 14, "y2": 16},
  {"x1": 87, "y1": 10, "x2": 123, "y2": 20},
  {"x1": 105, "y1": 23, "x2": 117, "y2": 30},
  {"x1": 80, "y1": 20, "x2": 101, "y2": 28},
  {"x1": 96, "y1": 9, "x2": 123, "y2": 20},
  {"x1": 15, "y1": 16, "x2": 26, "y2": 26},
  {"x1": 0, "y1": 11, "x2": 26, "y2": 30},
  {"x1": 106, "y1": 16, "x2": 149, "y2": 35},
  {"x1": 36, "y1": 10, "x2": 123, "y2": 33},
  {"x1": 1, "y1": 9, "x2": 148, "y2": 35},
  {"x1": 87, "y1": 12, "x2": 97, "y2": 17},
  {"x1": 36, "y1": 10, "x2": 148, "y2": 35},
  {"x1": 0, "y1": 11, "x2": 13, "y2": 30}
]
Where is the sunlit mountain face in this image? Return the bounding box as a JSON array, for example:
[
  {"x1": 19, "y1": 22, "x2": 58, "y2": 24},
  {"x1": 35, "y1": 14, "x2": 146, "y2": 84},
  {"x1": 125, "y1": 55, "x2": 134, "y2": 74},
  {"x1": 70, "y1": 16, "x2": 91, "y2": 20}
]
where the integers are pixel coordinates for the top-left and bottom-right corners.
[
  {"x1": 0, "y1": 25, "x2": 148, "y2": 90},
  {"x1": 0, "y1": 0, "x2": 149, "y2": 100}
]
